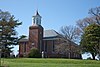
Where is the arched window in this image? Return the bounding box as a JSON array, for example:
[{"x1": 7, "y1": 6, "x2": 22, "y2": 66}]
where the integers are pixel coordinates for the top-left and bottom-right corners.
[
  {"x1": 33, "y1": 18, "x2": 35, "y2": 24},
  {"x1": 36, "y1": 18, "x2": 38, "y2": 25}
]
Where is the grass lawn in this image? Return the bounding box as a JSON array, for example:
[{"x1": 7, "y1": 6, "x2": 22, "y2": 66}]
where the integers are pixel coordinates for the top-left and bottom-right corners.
[{"x1": 1, "y1": 58, "x2": 100, "y2": 67}]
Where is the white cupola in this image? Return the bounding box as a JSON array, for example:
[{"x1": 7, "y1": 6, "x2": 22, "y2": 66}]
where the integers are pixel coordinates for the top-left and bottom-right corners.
[{"x1": 32, "y1": 10, "x2": 42, "y2": 26}]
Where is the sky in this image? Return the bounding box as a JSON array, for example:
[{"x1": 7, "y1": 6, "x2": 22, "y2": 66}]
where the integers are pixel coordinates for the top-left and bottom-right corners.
[{"x1": 0, "y1": 0, "x2": 100, "y2": 59}]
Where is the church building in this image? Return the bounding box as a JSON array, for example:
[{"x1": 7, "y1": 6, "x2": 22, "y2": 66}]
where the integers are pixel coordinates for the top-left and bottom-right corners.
[{"x1": 19, "y1": 11, "x2": 82, "y2": 59}]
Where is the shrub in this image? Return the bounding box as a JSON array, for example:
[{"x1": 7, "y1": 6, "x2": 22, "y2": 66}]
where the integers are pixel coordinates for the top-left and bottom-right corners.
[{"x1": 28, "y1": 48, "x2": 41, "y2": 58}]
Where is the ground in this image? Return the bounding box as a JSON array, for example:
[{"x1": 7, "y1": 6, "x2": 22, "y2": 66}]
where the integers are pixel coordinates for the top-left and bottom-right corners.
[{"x1": 1, "y1": 58, "x2": 100, "y2": 67}]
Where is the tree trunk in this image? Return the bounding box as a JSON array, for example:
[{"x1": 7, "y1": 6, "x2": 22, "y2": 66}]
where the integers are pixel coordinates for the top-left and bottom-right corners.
[
  {"x1": 91, "y1": 53, "x2": 95, "y2": 60},
  {"x1": 68, "y1": 41, "x2": 71, "y2": 59},
  {"x1": 68, "y1": 52, "x2": 71, "y2": 59}
]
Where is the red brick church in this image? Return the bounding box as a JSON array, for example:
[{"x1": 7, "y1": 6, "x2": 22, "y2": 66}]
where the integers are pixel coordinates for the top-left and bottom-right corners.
[{"x1": 19, "y1": 11, "x2": 81, "y2": 58}]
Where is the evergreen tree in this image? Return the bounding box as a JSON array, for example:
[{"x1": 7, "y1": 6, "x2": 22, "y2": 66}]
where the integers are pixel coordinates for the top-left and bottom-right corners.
[
  {"x1": 0, "y1": 10, "x2": 22, "y2": 58},
  {"x1": 81, "y1": 24, "x2": 100, "y2": 60}
]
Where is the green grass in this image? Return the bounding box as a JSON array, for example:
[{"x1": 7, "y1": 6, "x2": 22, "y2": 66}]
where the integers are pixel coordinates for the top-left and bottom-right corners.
[{"x1": 1, "y1": 58, "x2": 100, "y2": 67}]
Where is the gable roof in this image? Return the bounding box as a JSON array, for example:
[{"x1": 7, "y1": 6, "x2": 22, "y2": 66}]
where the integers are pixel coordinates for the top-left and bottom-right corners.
[
  {"x1": 19, "y1": 37, "x2": 28, "y2": 42},
  {"x1": 44, "y1": 30, "x2": 59, "y2": 38},
  {"x1": 43, "y1": 30, "x2": 60, "y2": 40},
  {"x1": 19, "y1": 29, "x2": 60, "y2": 42}
]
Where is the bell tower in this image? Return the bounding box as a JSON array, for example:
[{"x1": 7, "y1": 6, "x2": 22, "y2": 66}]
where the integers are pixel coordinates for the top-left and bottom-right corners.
[
  {"x1": 32, "y1": 10, "x2": 41, "y2": 25},
  {"x1": 29, "y1": 10, "x2": 43, "y2": 52}
]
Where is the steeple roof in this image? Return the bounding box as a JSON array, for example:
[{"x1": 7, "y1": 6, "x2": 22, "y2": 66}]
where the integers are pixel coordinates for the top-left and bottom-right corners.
[
  {"x1": 36, "y1": 10, "x2": 39, "y2": 15},
  {"x1": 35, "y1": 10, "x2": 41, "y2": 17}
]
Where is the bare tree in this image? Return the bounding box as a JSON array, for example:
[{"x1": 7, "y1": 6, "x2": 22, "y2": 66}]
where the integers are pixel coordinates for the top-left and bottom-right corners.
[
  {"x1": 60, "y1": 25, "x2": 80, "y2": 43},
  {"x1": 77, "y1": 6, "x2": 100, "y2": 33},
  {"x1": 55, "y1": 25, "x2": 81, "y2": 59},
  {"x1": 55, "y1": 40, "x2": 80, "y2": 58},
  {"x1": 89, "y1": 6, "x2": 100, "y2": 25},
  {"x1": 76, "y1": 6, "x2": 100, "y2": 59}
]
